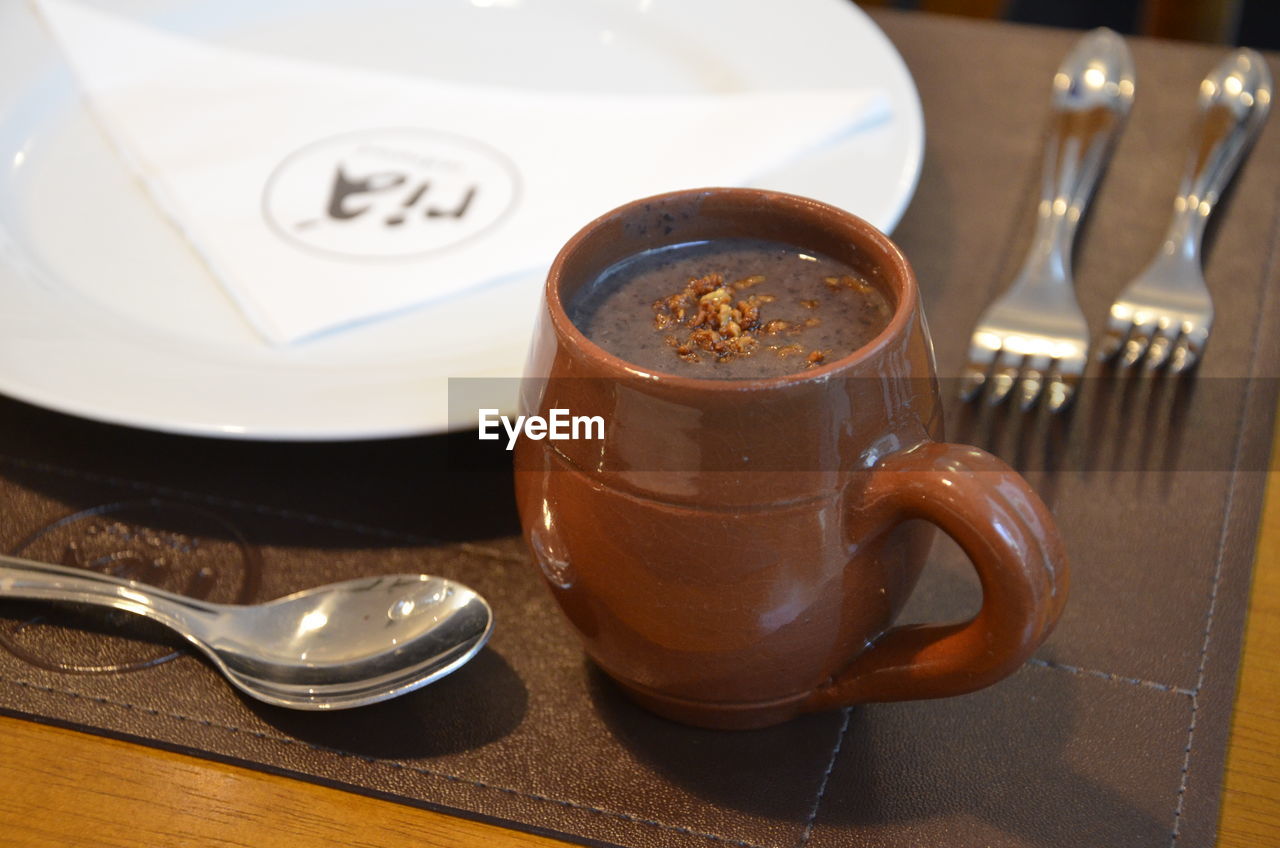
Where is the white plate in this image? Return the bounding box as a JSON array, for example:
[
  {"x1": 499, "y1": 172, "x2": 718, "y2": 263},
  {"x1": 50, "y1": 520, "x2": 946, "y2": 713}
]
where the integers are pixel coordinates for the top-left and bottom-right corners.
[{"x1": 0, "y1": 0, "x2": 923, "y2": 440}]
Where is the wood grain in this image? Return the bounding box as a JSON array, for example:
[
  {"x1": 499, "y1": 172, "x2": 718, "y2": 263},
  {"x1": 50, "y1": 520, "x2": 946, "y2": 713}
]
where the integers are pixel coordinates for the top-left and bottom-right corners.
[{"x1": 0, "y1": 715, "x2": 567, "y2": 848}]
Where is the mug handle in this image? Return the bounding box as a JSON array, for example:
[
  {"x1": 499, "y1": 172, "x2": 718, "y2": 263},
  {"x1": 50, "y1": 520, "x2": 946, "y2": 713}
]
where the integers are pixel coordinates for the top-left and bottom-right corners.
[{"x1": 803, "y1": 442, "x2": 1069, "y2": 710}]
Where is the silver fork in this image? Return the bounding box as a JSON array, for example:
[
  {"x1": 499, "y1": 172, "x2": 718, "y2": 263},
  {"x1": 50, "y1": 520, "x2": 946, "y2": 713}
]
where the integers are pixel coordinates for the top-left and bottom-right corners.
[
  {"x1": 1098, "y1": 48, "x2": 1273, "y2": 372},
  {"x1": 961, "y1": 28, "x2": 1135, "y2": 411}
]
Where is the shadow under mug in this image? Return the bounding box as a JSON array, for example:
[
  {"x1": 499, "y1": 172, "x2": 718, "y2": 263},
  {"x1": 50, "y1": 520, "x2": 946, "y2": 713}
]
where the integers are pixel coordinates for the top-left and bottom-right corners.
[{"x1": 514, "y1": 187, "x2": 1069, "y2": 729}]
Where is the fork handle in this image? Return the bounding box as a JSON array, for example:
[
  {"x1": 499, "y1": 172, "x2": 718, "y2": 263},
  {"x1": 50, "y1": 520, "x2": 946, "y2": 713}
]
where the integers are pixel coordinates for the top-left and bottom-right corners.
[
  {"x1": 1164, "y1": 49, "x2": 1272, "y2": 262},
  {"x1": 1022, "y1": 28, "x2": 1134, "y2": 286}
]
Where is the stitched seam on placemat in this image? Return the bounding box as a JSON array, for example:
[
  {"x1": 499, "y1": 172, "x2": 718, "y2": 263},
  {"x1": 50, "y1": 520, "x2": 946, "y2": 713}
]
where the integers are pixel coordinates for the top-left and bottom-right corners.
[
  {"x1": 1027, "y1": 658, "x2": 1195, "y2": 697},
  {"x1": 0, "y1": 674, "x2": 767, "y2": 848},
  {"x1": 0, "y1": 454, "x2": 526, "y2": 564},
  {"x1": 795, "y1": 706, "x2": 852, "y2": 848},
  {"x1": 1168, "y1": 183, "x2": 1280, "y2": 846},
  {"x1": 1167, "y1": 446, "x2": 1235, "y2": 847}
]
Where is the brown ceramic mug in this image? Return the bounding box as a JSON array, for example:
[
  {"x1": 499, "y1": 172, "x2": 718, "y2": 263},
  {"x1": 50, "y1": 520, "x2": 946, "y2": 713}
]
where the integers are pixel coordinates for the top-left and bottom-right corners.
[{"x1": 513, "y1": 187, "x2": 1068, "y2": 729}]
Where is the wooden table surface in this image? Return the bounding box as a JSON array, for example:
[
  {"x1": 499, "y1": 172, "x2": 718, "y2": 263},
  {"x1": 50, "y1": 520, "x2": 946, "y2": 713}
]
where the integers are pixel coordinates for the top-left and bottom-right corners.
[{"x1": 2, "y1": 422, "x2": 1278, "y2": 848}]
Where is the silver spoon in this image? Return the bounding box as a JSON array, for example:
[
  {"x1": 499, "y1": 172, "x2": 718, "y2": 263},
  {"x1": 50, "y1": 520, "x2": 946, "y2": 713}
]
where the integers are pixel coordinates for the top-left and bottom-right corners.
[{"x1": 0, "y1": 553, "x2": 493, "y2": 710}]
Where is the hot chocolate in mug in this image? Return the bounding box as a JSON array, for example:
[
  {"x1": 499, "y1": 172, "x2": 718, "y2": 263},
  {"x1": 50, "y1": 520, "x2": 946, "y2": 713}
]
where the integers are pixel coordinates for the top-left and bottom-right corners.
[{"x1": 514, "y1": 187, "x2": 1068, "y2": 729}]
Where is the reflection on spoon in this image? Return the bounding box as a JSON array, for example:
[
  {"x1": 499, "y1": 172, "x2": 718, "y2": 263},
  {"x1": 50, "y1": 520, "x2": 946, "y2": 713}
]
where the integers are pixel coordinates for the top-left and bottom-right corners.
[{"x1": 0, "y1": 553, "x2": 493, "y2": 710}]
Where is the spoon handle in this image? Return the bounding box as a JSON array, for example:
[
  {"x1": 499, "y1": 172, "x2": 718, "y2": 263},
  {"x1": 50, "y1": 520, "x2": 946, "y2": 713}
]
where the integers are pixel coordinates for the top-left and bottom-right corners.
[
  {"x1": 1021, "y1": 28, "x2": 1135, "y2": 285},
  {"x1": 1164, "y1": 48, "x2": 1273, "y2": 261},
  {"x1": 0, "y1": 552, "x2": 220, "y2": 636}
]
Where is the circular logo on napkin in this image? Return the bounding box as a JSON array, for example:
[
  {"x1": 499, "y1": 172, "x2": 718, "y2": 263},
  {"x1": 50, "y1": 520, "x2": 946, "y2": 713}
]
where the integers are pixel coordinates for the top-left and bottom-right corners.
[{"x1": 263, "y1": 129, "x2": 519, "y2": 260}]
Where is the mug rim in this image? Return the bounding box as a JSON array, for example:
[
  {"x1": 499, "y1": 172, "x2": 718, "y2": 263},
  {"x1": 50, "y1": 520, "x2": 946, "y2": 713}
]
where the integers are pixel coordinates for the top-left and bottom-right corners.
[{"x1": 545, "y1": 186, "x2": 918, "y2": 391}]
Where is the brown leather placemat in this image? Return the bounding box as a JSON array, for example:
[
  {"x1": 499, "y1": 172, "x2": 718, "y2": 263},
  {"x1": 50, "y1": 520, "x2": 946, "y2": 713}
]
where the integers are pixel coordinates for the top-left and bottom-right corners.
[{"x1": 2, "y1": 10, "x2": 1278, "y2": 848}]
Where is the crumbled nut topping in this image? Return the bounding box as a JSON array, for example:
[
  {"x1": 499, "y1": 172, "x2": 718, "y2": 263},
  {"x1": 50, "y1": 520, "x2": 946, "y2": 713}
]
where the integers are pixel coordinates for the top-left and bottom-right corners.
[
  {"x1": 651, "y1": 269, "x2": 872, "y2": 369},
  {"x1": 650, "y1": 273, "x2": 781, "y2": 364}
]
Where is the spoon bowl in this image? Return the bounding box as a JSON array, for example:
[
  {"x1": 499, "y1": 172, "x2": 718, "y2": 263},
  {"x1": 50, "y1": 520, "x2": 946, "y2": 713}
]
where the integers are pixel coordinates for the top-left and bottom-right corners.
[{"x1": 0, "y1": 554, "x2": 493, "y2": 710}]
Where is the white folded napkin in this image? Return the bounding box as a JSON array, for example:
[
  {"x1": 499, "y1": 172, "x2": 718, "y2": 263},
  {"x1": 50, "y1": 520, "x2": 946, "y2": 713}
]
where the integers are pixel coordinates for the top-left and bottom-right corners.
[{"x1": 36, "y1": 0, "x2": 891, "y2": 345}]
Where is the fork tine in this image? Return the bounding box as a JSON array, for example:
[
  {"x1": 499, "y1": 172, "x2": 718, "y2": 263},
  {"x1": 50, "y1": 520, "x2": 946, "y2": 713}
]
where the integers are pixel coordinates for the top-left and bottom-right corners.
[
  {"x1": 1097, "y1": 307, "x2": 1135, "y2": 361},
  {"x1": 1143, "y1": 321, "x2": 1179, "y2": 370},
  {"x1": 1018, "y1": 354, "x2": 1052, "y2": 411},
  {"x1": 988, "y1": 348, "x2": 1024, "y2": 405},
  {"x1": 960, "y1": 335, "x2": 1000, "y2": 400},
  {"x1": 1047, "y1": 379, "x2": 1072, "y2": 411},
  {"x1": 959, "y1": 364, "x2": 988, "y2": 400},
  {"x1": 1046, "y1": 376, "x2": 1075, "y2": 412},
  {"x1": 1018, "y1": 371, "x2": 1043, "y2": 410},
  {"x1": 1172, "y1": 338, "x2": 1198, "y2": 374},
  {"x1": 1168, "y1": 337, "x2": 1193, "y2": 373},
  {"x1": 1120, "y1": 321, "x2": 1155, "y2": 368},
  {"x1": 1169, "y1": 327, "x2": 1209, "y2": 373},
  {"x1": 1047, "y1": 350, "x2": 1086, "y2": 412},
  {"x1": 988, "y1": 369, "x2": 1018, "y2": 405}
]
